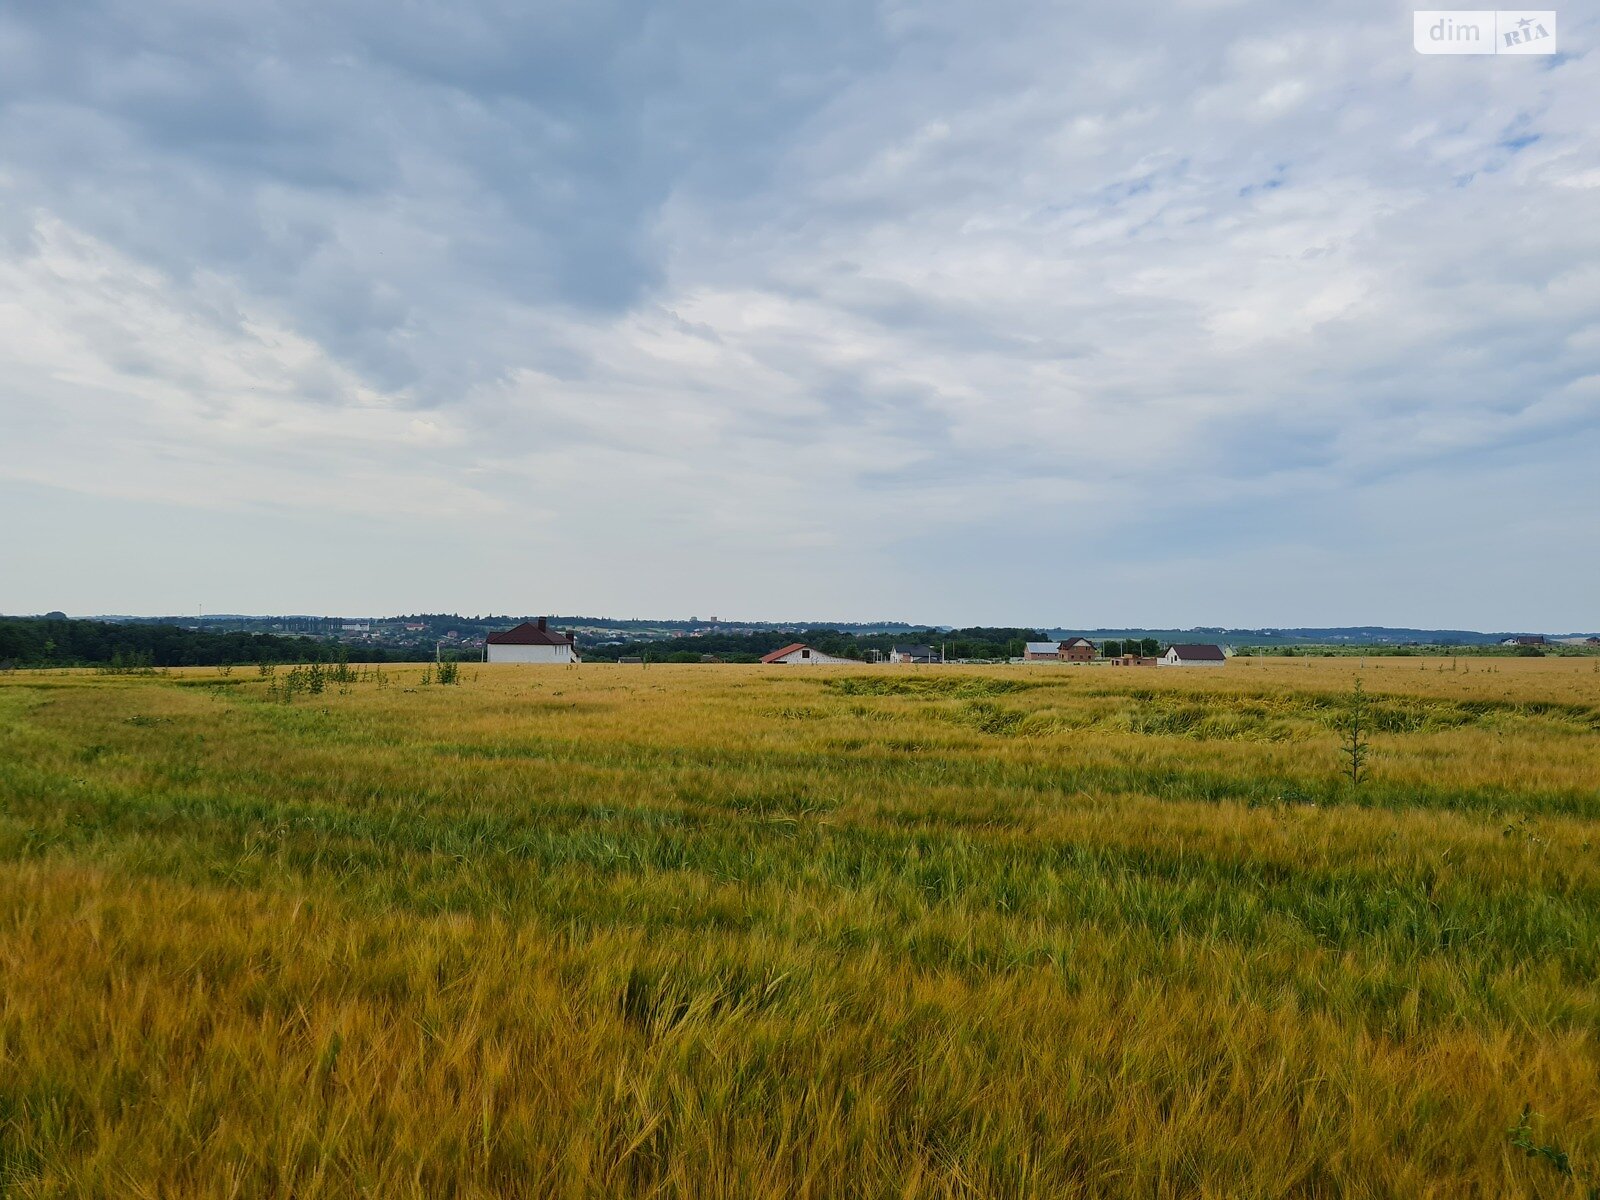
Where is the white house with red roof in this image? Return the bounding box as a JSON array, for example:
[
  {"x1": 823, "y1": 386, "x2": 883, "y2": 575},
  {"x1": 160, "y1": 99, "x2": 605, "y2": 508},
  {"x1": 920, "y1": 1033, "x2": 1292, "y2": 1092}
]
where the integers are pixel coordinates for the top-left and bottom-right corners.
[
  {"x1": 485, "y1": 618, "x2": 579, "y2": 664},
  {"x1": 760, "y1": 642, "x2": 852, "y2": 665}
]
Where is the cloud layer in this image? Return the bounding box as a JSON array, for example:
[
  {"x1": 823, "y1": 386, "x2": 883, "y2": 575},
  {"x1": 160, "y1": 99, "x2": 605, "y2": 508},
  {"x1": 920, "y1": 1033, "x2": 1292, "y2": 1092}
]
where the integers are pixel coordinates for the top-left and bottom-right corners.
[{"x1": 1, "y1": 0, "x2": 1596, "y2": 626}]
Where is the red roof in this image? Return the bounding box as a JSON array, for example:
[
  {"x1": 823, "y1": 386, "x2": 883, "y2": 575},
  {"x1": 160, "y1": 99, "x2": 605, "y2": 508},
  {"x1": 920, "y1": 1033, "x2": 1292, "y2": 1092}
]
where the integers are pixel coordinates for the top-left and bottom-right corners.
[
  {"x1": 486, "y1": 620, "x2": 573, "y2": 646},
  {"x1": 760, "y1": 642, "x2": 810, "y2": 664}
]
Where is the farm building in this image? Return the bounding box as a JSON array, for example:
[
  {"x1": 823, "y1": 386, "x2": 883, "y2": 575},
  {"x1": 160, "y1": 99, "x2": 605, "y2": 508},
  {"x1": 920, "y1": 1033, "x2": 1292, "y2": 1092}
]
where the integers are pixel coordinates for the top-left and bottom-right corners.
[
  {"x1": 889, "y1": 644, "x2": 941, "y2": 664},
  {"x1": 1023, "y1": 639, "x2": 1094, "y2": 662},
  {"x1": 1159, "y1": 644, "x2": 1227, "y2": 667},
  {"x1": 760, "y1": 643, "x2": 852, "y2": 665},
  {"x1": 1108, "y1": 654, "x2": 1158, "y2": 667},
  {"x1": 485, "y1": 618, "x2": 579, "y2": 664},
  {"x1": 1060, "y1": 637, "x2": 1095, "y2": 663}
]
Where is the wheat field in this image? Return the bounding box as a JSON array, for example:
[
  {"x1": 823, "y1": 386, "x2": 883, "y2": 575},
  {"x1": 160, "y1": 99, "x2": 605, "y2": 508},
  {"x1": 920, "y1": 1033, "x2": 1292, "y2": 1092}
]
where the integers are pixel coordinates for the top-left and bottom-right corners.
[{"x1": 1, "y1": 657, "x2": 1597, "y2": 1198}]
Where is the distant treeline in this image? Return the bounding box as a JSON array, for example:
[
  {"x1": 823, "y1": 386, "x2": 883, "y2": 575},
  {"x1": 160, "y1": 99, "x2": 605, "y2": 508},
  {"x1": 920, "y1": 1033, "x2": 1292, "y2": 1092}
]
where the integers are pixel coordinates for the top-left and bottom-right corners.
[
  {"x1": 582, "y1": 627, "x2": 1052, "y2": 663},
  {"x1": 0, "y1": 617, "x2": 432, "y2": 668}
]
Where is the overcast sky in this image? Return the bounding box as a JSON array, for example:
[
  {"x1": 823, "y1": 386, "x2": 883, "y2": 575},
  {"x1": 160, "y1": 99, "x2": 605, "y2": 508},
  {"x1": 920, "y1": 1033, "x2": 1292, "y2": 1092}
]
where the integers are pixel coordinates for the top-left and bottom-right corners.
[{"x1": 1, "y1": 1, "x2": 1595, "y2": 629}]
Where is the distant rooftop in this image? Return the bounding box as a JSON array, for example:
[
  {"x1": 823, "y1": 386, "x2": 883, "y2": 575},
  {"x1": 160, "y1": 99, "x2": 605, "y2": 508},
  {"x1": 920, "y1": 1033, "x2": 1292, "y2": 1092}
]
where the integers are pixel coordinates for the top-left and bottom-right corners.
[{"x1": 485, "y1": 619, "x2": 573, "y2": 647}]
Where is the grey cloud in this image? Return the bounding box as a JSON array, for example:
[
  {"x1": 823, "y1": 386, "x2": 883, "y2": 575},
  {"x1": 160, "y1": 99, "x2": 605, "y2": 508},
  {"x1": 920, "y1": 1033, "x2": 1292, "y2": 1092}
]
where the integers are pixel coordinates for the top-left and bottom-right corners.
[
  {"x1": 0, "y1": 1, "x2": 891, "y2": 388},
  {"x1": 0, "y1": 0, "x2": 1595, "y2": 624}
]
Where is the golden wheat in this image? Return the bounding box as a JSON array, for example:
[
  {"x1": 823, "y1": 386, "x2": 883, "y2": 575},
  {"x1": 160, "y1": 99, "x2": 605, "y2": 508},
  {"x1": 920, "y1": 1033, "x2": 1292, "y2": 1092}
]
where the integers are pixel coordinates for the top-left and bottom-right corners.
[{"x1": 0, "y1": 657, "x2": 1596, "y2": 1197}]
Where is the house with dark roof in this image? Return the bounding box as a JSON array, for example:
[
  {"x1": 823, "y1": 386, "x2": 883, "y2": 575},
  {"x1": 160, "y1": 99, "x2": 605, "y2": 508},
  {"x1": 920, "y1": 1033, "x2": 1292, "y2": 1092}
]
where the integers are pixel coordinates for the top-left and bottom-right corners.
[
  {"x1": 760, "y1": 643, "x2": 852, "y2": 665},
  {"x1": 1060, "y1": 636, "x2": 1096, "y2": 663},
  {"x1": 1159, "y1": 643, "x2": 1227, "y2": 667},
  {"x1": 888, "y1": 644, "x2": 941, "y2": 664},
  {"x1": 485, "y1": 617, "x2": 579, "y2": 664}
]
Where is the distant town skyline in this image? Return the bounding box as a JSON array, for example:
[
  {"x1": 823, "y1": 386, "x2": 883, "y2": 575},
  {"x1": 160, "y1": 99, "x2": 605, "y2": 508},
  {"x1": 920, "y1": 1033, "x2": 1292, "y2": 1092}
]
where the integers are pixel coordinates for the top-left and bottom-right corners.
[{"x1": 1, "y1": 3, "x2": 1596, "y2": 628}]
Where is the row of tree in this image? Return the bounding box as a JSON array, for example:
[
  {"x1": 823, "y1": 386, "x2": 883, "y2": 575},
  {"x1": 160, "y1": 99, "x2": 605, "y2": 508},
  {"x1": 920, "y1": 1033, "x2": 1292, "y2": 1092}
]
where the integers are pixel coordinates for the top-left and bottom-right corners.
[
  {"x1": 1101, "y1": 639, "x2": 1162, "y2": 657},
  {"x1": 0, "y1": 618, "x2": 434, "y2": 668},
  {"x1": 0, "y1": 618, "x2": 1075, "y2": 669}
]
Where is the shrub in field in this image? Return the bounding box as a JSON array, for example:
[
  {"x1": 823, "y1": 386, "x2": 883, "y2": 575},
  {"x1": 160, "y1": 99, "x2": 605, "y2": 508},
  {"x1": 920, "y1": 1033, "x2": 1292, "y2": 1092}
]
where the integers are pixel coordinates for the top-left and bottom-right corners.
[
  {"x1": 95, "y1": 648, "x2": 156, "y2": 675},
  {"x1": 1339, "y1": 678, "x2": 1371, "y2": 788}
]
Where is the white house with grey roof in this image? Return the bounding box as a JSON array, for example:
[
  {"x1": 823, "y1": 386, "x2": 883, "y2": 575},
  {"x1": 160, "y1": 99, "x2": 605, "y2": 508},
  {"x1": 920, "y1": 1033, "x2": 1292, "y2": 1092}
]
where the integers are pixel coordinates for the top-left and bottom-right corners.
[{"x1": 1159, "y1": 643, "x2": 1227, "y2": 667}]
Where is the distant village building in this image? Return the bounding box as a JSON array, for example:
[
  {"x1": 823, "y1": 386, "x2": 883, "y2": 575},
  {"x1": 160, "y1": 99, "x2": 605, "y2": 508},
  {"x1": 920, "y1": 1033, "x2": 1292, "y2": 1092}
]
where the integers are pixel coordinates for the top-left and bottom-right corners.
[
  {"x1": 1159, "y1": 644, "x2": 1227, "y2": 667},
  {"x1": 760, "y1": 643, "x2": 852, "y2": 665},
  {"x1": 1023, "y1": 639, "x2": 1094, "y2": 662},
  {"x1": 1060, "y1": 637, "x2": 1096, "y2": 663},
  {"x1": 485, "y1": 618, "x2": 579, "y2": 664},
  {"x1": 1502, "y1": 635, "x2": 1547, "y2": 646},
  {"x1": 889, "y1": 644, "x2": 941, "y2": 664}
]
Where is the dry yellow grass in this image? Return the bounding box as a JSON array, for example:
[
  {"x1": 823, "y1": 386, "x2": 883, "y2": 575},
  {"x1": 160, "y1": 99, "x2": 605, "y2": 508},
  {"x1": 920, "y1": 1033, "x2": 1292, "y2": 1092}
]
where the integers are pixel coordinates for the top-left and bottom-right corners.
[{"x1": 1, "y1": 657, "x2": 1597, "y2": 1197}]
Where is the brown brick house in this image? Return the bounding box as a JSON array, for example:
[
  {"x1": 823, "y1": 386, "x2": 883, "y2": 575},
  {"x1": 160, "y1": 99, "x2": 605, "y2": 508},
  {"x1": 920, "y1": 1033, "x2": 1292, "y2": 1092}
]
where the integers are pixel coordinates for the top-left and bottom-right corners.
[{"x1": 1060, "y1": 637, "x2": 1095, "y2": 663}]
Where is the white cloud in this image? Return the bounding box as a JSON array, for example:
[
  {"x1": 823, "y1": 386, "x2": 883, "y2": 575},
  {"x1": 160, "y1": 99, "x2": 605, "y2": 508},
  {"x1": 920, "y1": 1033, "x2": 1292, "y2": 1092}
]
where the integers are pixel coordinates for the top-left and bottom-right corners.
[
  {"x1": 0, "y1": 215, "x2": 488, "y2": 517},
  {"x1": 0, "y1": 0, "x2": 1595, "y2": 624}
]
